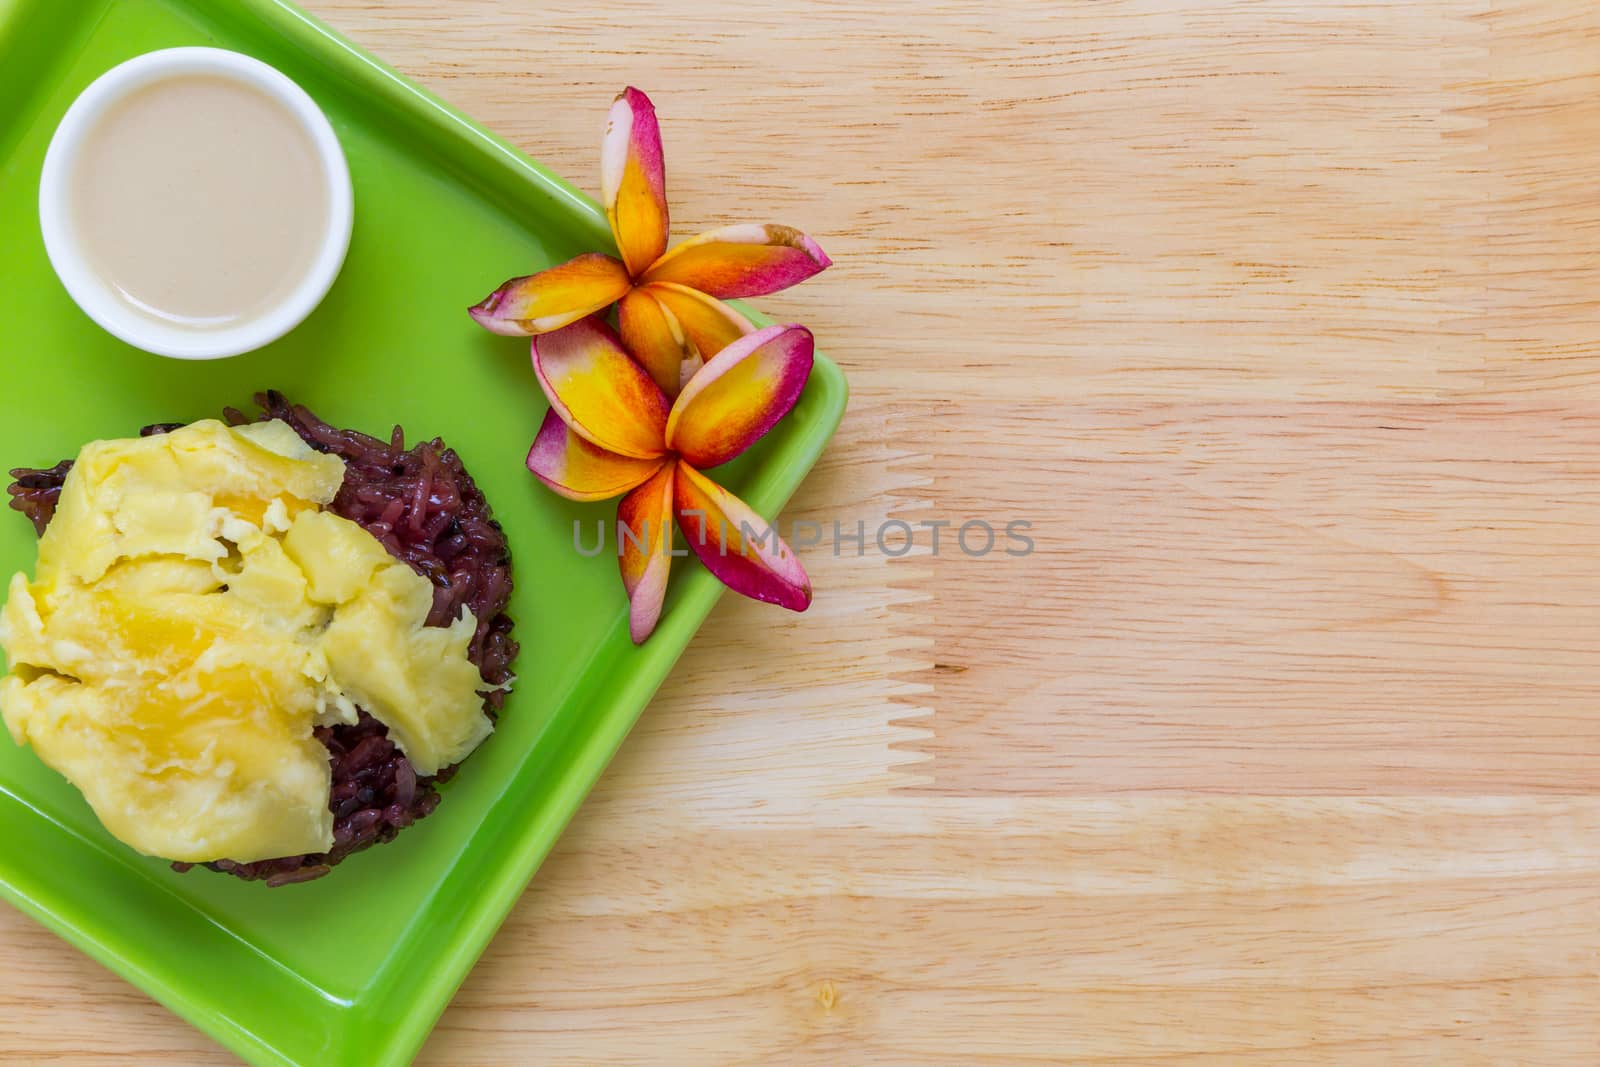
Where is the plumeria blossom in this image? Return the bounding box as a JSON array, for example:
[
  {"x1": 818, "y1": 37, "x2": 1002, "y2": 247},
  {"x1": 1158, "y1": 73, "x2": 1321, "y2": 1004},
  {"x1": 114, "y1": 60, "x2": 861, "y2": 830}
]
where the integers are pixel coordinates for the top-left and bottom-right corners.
[
  {"x1": 526, "y1": 315, "x2": 815, "y2": 642},
  {"x1": 469, "y1": 87, "x2": 831, "y2": 395}
]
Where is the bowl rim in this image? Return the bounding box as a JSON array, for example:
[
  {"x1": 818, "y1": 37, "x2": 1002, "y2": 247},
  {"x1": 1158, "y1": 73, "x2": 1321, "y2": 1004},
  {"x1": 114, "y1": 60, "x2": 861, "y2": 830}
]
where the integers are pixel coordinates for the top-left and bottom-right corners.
[{"x1": 37, "y1": 46, "x2": 354, "y2": 361}]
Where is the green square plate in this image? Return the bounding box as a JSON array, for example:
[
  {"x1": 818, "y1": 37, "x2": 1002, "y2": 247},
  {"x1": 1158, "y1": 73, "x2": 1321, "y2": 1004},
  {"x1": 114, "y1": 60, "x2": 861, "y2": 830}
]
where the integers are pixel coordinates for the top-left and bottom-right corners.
[{"x1": 0, "y1": 0, "x2": 847, "y2": 1063}]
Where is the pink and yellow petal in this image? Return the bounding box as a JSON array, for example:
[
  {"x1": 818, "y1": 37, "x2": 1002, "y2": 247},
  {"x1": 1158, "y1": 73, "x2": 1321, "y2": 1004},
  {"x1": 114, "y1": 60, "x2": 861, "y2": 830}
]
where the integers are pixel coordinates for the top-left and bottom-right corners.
[
  {"x1": 601, "y1": 87, "x2": 669, "y2": 278},
  {"x1": 617, "y1": 286, "x2": 691, "y2": 397},
  {"x1": 645, "y1": 282, "x2": 755, "y2": 361},
  {"x1": 532, "y1": 316, "x2": 670, "y2": 459},
  {"x1": 674, "y1": 463, "x2": 810, "y2": 612},
  {"x1": 468, "y1": 253, "x2": 632, "y2": 336},
  {"x1": 640, "y1": 223, "x2": 831, "y2": 299},
  {"x1": 618, "y1": 461, "x2": 677, "y2": 643},
  {"x1": 526, "y1": 409, "x2": 665, "y2": 502},
  {"x1": 665, "y1": 324, "x2": 814, "y2": 468}
]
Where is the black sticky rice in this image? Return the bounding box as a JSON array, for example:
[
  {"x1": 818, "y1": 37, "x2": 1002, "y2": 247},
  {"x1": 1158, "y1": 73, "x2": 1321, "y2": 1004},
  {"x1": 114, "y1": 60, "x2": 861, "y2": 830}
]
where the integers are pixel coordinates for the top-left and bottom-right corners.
[{"x1": 5, "y1": 391, "x2": 516, "y2": 887}]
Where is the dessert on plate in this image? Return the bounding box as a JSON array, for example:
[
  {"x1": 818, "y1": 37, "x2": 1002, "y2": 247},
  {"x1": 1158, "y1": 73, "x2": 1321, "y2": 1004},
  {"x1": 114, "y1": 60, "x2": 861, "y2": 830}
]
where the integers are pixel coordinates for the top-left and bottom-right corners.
[{"x1": 0, "y1": 392, "x2": 516, "y2": 886}]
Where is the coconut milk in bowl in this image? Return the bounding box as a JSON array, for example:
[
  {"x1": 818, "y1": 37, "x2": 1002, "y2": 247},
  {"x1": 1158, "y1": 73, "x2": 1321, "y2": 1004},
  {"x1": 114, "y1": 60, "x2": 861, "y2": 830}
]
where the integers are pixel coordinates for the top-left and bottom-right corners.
[{"x1": 39, "y1": 48, "x2": 353, "y2": 360}]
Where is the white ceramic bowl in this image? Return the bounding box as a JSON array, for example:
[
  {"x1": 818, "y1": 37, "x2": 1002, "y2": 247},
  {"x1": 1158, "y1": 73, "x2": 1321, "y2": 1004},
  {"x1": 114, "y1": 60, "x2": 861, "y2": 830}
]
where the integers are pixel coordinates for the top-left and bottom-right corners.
[{"x1": 38, "y1": 47, "x2": 353, "y2": 360}]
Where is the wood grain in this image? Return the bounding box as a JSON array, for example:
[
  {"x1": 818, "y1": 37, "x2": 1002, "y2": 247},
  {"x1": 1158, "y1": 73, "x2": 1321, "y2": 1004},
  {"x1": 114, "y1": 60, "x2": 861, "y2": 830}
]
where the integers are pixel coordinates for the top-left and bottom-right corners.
[{"x1": 6, "y1": 0, "x2": 1600, "y2": 1064}]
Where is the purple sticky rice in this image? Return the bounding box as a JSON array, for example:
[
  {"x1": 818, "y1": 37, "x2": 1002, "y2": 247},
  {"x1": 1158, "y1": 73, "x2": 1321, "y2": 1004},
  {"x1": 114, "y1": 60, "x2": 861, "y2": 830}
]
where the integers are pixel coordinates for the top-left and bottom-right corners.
[{"x1": 6, "y1": 392, "x2": 517, "y2": 887}]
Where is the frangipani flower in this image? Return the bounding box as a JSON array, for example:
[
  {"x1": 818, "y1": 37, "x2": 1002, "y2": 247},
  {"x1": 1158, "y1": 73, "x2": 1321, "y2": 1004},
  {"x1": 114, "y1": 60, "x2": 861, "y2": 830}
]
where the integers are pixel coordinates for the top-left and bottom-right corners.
[
  {"x1": 526, "y1": 315, "x2": 815, "y2": 642},
  {"x1": 469, "y1": 87, "x2": 831, "y2": 396}
]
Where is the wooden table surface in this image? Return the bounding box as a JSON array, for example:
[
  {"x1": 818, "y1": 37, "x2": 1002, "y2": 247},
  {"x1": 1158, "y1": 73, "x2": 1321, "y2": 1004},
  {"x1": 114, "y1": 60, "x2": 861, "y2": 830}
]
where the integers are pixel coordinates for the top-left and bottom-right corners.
[{"x1": 7, "y1": 1, "x2": 1600, "y2": 1063}]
